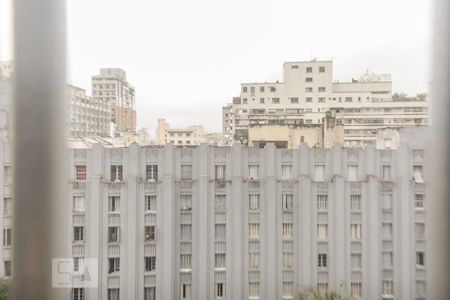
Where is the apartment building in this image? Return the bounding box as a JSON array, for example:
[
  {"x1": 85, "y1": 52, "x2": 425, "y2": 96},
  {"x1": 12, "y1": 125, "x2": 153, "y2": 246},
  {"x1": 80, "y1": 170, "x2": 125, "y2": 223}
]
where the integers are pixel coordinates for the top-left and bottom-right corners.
[
  {"x1": 67, "y1": 84, "x2": 111, "y2": 138},
  {"x1": 92, "y1": 68, "x2": 137, "y2": 134},
  {"x1": 156, "y1": 118, "x2": 228, "y2": 146},
  {"x1": 223, "y1": 60, "x2": 428, "y2": 147},
  {"x1": 248, "y1": 112, "x2": 344, "y2": 149},
  {"x1": 0, "y1": 126, "x2": 429, "y2": 300}
]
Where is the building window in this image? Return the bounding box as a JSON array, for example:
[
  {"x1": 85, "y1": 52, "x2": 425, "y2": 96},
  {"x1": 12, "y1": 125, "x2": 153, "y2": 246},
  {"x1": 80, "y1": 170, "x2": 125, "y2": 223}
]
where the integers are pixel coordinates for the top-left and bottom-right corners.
[
  {"x1": 416, "y1": 251, "x2": 425, "y2": 266},
  {"x1": 319, "y1": 66, "x2": 326, "y2": 72},
  {"x1": 145, "y1": 195, "x2": 157, "y2": 212},
  {"x1": 215, "y1": 224, "x2": 226, "y2": 240},
  {"x1": 305, "y1": 87, "x2": 313, "y2": 92},
  {"x1": 249, "y1": 224, "x2": 259, "y2": 239},
  {"x1": 260, "y1": 98, "x2": 265, "y2": 104},
  {"x1": 270, "y1": 86, "x2": 276, "y2": 92},
  {"x1": 75, "y1": 165, "x2": 86, "y2": 181},
  {"x1": 382, "y1": 223, "x2": 393, "y2": 240},
  {"x1": 306, "y1": 67, "x2": 313, "y2": 73},
  {"x1": 345, "y1": 97, "x2": 353, "y2": 102},
  {"x1": 383, "y1": 252, "x2": 393, "y2": 268},
  {"x1": 318, "y1": 283, "x2": 328, "y2": 295},
  {"x1": 281, "y1": 165, "x2": 292, "y2": 179},
  {"x1": 242, "y1": 86, "x2": 247, "y2": 93},
  {"x1": 318, "y1": 253, "x2": 327, "y2": 268},
  {"x1": 215, "y1": 165, "x2": 226, "y2": 180},
  {"x1": 145, "y1": 256, "x2": 156, "y2": 272},
  {"x1": 144, "y1": 287, "x2": 156, "y2": 300},
  {"x1": 243, "y1": 98, "x2": 248, "y2": 104},
  {"x1": 215, "y1": 194, "x2": 226, "y2": 211},
  {"x1": 282, "y1": 252, "x2": 293, "y2": 268},
  {"x1": 249, "y1": 165, "x2": 259, "y2": 180},
  {"x1": 351, "y1": 253, "x2": 362, "y2": 269},
  {"x1": 315, "y1": 164, "x2": 325, "y2": 181},
  {"x1": 108, "y1": 227, "x2": 120, "y2": 243},
  {"x1": 180, "y1": 254, "x2": 191, "y2": 270},
  {"x1": 249, "y1": 252, "x2": 260, "y2": 269},
  {"x1": 413, "y1": 165, "x2": 424, "y2": 183},
  {"x1": 318, "y1": 97, "x2": 325, "y2": 102},
  {"x1": 146, "y1": 164, "x2": 158, "y2": 181},
  {"x1": 381, "y1": 165, "x2": 391, "y2": 181},
  {"x1": 181, "y1": 164, "x2": 192, "y2": 180},
  {"x1": 282, "y1": 223, "x2": 293, "y2": 239},
  {"x1": 317, "y1": 195, "x2": 328, "y2": 211},
  {"x1": 348, "y1": 164, "x2": 358, "y2": 181},
  {"x1": 108, "y1": 196, "x2": 120, "y2": 212},
  {"x1": 180, "y1": 194, "x2": 192, "y2": 211},
  {"x1": 272, "y1": 98, "x2": 280, "y2": 104},
  {"x1": 73, "y1": 257, "x2": 84, "y2": 273},
  {"x1": 415, "y1": 223, "x2": 425, "y2": 240},
  {"x1": 305, "y1": 77, "x2": 313, "y2": 82},
  {"x1": 107, "y1": 288, "x2": 119, "y2": 300},
  {"x1": 306, "y1": 97, "x2": 313, "y2": 102},
  {"x1": 145, "y1": 226, "x2": 156, "y2": 242},
  {"x1": 181, "y1": 284, "x2": 191, "y2": 300},
  {"x1": 3, "y1": 198, "x2": 12, "y2": 216},
  {"x1": 382, "y1": 193, "x2": 393, "y2": 211},
  {"x1": 72, "y1": 288, "x2": 84, "y2": 300},
  {"x1": 351, "y1": 283, "x2": 362, "y2": 298},
  {"x1": 249, "y1": 194, "x2": 260, "y2": 210},
  {"x1": 317, "y1": 224, "x2": 328, "y2": 240},
  {"x1": 282, "y1": 194, "x2": 293, "y2": 210},
  {"x1": 111, "y1": 165, "x2": 123, "y2": 182},
  {"x1": 318, "y1": 87, "x2": 326, "y2": 92},
  {"x1": 290, "y1": 97, "x2": 299, "y2": 104},
  {"x1": 181, "y1": 224, "x2": 192, "y2": 241},
  {"x1": 73, "y1": 226, "x2": 84, "y2": 242},
  {"x1": 350, "y1": 194, "x2": 361, "y2": 211},
  {"x1": 282, "y1": 282, "x2": 293, "y2": 297},
  {"x1": 215, "y1": 253, "x2": 226, "y2": 269},
  {"x1": 351, "y1": 224, "x2": 361, "y2": 240},
  {"x1": 249, "y1": 282, "x2": 259, "y2": 297},
  {"x1": 415, "y1": 194, "x2": 424, "y2": 209},
  {"x1": 260, "y1": 86, "x2": 265, "y2": 92},
  {"x1": 73, "y1": 196, "x2": 85, "y2": 213},
  {"x1": 215, "y1": 283, "x2": 224, "y2": 298},
  {"x1": 2, "y1": 228, "x2": 11, "y2": 247},
  {"x1": 108, "y1": 258, "x2": 120, "y2": 274},
  {"x1": 382, "y1": 280, "x2": 393, "y2": 296}
]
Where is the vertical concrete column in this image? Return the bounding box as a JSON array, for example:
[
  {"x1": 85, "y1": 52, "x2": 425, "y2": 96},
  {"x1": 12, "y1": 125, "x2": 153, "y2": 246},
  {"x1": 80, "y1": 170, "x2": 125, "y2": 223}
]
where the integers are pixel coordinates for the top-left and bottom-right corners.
[
  {"x1": 395, "y1": 145, "x2": 413, "y2": 299},
  {"x1": 124, "y1": 144, "x2": 139, "y2": 299},
  {"x1": 262, "y1": 143, "x2": 277, "y2": 300},
  {"x1": 87, "y1": 144, "x2": 104, "y2": 300},
  {"x1": 159, "y1": 144, "x2": 175, "y2": 299},
  {"x1": 229, "y1": 143, "x2": 243, "y2": 299},
  {"x1": 193, "y1": 144, "x2": 209, "y2": 299},
  {"x1": 330, "y1": 175, "x2": 345, "y2": 289},
  {"x1": 298, "y1": 145, "x2": 313, "y2": 289},
  {"x1": 363, "y1": 176, "x2": 380, "y2": 299}
]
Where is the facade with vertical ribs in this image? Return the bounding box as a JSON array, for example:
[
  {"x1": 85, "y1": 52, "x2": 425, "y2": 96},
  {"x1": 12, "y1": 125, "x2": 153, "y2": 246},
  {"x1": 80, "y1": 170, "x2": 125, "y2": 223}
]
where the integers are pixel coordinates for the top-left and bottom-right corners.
[{"x1": 0, "y1": 127, "x2": 429, "y2": 300}]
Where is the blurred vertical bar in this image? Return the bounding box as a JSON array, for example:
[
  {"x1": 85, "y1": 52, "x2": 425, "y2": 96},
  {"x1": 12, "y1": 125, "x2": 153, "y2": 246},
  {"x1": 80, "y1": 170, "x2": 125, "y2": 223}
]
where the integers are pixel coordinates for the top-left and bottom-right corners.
[
  {"x1": 13, "y1": 0, "x2": 68, "y2": 299},
  {"x1": 431, "y1": 0, "x2": 450, "y2": 299}
]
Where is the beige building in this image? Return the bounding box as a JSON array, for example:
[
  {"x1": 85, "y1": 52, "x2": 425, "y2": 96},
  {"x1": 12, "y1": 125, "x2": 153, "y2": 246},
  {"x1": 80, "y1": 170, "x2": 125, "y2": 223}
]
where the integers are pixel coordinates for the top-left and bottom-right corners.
[
  {"x1": 156, "y1": 119, "x2": 228, "y2": 146},
  {"x1": 92, "y1": 68, "x2": 137, "y2": 135},
  {"x1": 248, "y1": 112, "x2": 344, "y2": 149},
  {"x1": 223, "y1": 60, "x2": 428, "y2": 147}
]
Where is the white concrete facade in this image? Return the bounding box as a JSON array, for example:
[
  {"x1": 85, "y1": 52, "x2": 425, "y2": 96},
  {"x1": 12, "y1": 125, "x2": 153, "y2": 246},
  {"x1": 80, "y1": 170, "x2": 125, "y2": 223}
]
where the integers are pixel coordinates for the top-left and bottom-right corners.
[
  {"x1": 224, "y1": 60, "x2": 429, "y2": 147},
  {"x1": 1, "y1": 137, "x2": 430, "y2": 300}
]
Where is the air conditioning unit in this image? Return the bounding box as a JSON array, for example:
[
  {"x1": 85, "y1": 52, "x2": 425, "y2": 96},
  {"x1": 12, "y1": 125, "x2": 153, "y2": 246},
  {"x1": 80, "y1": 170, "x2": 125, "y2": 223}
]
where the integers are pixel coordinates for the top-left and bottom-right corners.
[
  {"x1": 148, "y1": 178, "x2": 155, "y2": 182},
  {"x1": 114, "y1": 179, "x2": 121, "y2": 183},
  {"x1": 145, "y1": 234, "x2": 151, "y2": 240}
]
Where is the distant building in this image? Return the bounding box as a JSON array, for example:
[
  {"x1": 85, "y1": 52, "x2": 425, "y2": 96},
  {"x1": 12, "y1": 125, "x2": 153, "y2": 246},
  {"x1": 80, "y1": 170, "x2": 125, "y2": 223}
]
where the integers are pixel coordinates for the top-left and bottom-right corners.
[
  {"x1": 92, "y1": 68, "x2": 137, "y2": 135},
  {"x1": 247, "y1": 112, "x2": 344, "y2": 149},
  {"x1": 67, "y1": 84, "x2": 111, "y2": 138},
  {"x1": 224, "y1": 60, "x2": 429, "y2": 147},
  {"x1": 156, "y1": 118, "x2": 228, "y2": 146}
]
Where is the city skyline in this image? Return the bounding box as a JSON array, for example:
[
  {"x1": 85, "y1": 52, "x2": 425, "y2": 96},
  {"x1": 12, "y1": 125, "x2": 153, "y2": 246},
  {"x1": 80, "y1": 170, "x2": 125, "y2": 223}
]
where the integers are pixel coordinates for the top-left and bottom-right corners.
[{"x1": 0, "y1": 0, "x2": 432, "y2": 134}]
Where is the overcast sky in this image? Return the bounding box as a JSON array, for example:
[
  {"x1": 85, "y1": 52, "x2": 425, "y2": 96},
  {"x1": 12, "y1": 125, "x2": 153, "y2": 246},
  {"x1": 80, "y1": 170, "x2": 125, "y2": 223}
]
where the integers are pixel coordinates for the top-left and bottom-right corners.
[{"x1": 1, "y1": 0, "x2": 432, "y2": 136}]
